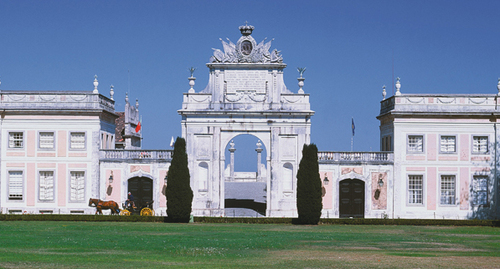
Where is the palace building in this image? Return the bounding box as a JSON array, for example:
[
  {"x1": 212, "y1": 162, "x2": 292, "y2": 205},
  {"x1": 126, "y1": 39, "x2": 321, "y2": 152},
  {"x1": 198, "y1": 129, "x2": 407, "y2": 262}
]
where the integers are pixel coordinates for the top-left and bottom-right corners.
[{"x1": 1, "y1": 24, "x2": 498, "y2": 219}]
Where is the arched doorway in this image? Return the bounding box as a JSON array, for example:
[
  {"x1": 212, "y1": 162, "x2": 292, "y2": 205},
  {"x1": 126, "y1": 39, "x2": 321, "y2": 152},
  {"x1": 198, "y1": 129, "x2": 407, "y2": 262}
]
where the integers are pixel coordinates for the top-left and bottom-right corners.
[
  {"x1": 223, "y1": 134, "x2": 267, "y2": 217},
  {"x1": 128, "y1": 177, "x2": 153, "y2": 208},
  {"x1": 339, "y1": 179, "x2": 365, "y2": 218}
]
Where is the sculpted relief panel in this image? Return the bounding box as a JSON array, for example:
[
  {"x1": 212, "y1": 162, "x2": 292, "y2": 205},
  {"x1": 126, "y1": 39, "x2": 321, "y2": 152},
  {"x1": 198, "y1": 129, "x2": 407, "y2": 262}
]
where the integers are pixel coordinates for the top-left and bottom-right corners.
[
  {"x1": 225, "y1": 70, "x2": 267, "y2": 93},
  {"x1": 196, "y1": 136, "x2": 212, "y2": 159},
  {"x1": 280, "y1": 136, "x2": 297, "y2": 160}
]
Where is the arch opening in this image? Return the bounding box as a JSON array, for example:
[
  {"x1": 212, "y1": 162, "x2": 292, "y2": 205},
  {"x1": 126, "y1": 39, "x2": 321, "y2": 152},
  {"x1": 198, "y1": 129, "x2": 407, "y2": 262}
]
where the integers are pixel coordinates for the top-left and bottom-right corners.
[{"x1": 223, "y1": 134, "x2": 267, "y2": 217}]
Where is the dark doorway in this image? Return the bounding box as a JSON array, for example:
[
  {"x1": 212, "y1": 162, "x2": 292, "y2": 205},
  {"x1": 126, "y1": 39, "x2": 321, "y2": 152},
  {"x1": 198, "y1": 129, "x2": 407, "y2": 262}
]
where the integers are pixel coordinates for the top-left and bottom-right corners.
[
  {"x1": 128, "y1": 177, "x2": 153, "y2": 208},
  {"x1": 339, "y1": 179, "x2": 365, "y2": 218}
]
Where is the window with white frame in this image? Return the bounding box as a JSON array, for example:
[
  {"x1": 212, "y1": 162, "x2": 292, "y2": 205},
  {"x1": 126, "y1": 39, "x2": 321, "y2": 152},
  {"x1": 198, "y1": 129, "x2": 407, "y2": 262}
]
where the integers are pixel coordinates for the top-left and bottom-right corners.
[
  {"x1": 472, "y1": 136, "x2": 488, "y2": 154},
  {"x1": 39, "y1": 171, "x2": 54, "y2": 201},
  {"x1": 39, "y1": 132, "x2": 55, "y2": 149},
  {"x1": 70, "y1": 132, "x2": 86, "y2": 149},
  {"x1": 8, "y1": 171, "x2": 23, "y2": 200},
  {"x1": 408, "y1": 135, "x2": 423, "y2": 153},
  {"x1": 408, "y1": 175, "x2": 423, "y2": 204},
  {"x1": 440, "y1": 136, "x2": 456, "y2": 153},
  {"x1": 70, "y1": 171, "x2": 85, "y2": 201},
  {"x1": 471, "y1": 176, "x2": 488, "y2": 206},
  {"x1": 440, "y1": 175, "x2": 456, "y2": 205},
  {"x1": 9, "y1": 132, "x2": 23, "y2": 148}
]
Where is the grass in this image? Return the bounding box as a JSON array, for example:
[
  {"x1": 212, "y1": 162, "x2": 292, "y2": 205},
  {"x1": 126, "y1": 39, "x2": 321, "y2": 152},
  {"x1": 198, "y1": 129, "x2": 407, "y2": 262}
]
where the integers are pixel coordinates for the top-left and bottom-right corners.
[{"x1": 0, "y1": 221, "x2": 499, "y2": 268}]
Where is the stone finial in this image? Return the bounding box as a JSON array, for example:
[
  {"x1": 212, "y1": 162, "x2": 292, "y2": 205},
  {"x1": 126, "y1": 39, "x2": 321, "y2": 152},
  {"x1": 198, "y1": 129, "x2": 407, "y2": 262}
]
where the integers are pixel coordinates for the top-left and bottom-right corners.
[
  {"x1": 395, "y1": 77, "x2": 401, "y2": 96},
  {"x1": 0, "y1": 77, "x2": 2, "y2": 88},
  {"x1": 497, "y1": 78, "x2": 500, "y2": 95},
  {"x1": 239, "y1": 21, "x2": 254, "y2": 36},
  {"x1": 382, "y1": 85, "x2": 386, "y2": 100},
  {"x1": 229, "y1": 140, "x2": 236, "y2": 152},
  {"x1": 135, "y1": 99, "x2": 139, "y2": 110},
  {"x1": 125, "y1": 92, "x2": 129, "y2": 103},
  {"x1": 297, "y1": 67, "x2": 306, "y2": 78},
  {"x1": 297, "y1": 71, "x2": 305, "y2": 94},
  {"x1": 93, "y1": 75, "x2": 99, "y2": 94},
  {"x1": 188, "y1": 68, "x2": 196, "y2": 93},
  {"x1": 110, "y1": 85, "x2": 114, "y2": 100},
  {"x1": 255, "y1": 140, "x2": 263, "y2": 153}
]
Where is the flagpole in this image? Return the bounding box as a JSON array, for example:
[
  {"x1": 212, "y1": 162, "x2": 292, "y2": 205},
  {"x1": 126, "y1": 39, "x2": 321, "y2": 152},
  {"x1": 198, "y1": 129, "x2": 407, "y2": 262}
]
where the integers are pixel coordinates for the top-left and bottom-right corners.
[{"x1": 351, "y1": 117, "x2": 355, "y2": 152}]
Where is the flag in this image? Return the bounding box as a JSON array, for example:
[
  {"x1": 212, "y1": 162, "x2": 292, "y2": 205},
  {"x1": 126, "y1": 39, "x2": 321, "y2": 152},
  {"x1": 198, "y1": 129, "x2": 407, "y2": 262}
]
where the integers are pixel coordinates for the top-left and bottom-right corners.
[
  {"x1": 351, "y1": 117, "x2": 355, "y2": 136},
  {"x1": 170, "y1": 136, "x2": 175, "y2": 147},
  {"x1": 135, "y1": 121, "x2": 141, "y2": 133}
]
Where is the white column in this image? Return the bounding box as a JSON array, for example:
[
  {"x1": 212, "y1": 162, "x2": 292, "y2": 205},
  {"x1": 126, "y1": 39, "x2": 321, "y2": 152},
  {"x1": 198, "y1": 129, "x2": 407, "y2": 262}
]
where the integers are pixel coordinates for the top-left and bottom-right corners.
[
  {"x1": 256, "y1": 140, "x2": 263, "y2": 181},
  {"x1": 229, "y1": 140, "x2": 236, "y2": 181}
]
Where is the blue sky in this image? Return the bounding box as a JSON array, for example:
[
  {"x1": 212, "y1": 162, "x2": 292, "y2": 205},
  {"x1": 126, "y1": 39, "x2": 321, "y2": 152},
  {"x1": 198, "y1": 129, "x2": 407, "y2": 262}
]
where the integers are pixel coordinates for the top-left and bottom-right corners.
[{"x1": 1, "y1": 1, "x2": 500, "y2": 170}]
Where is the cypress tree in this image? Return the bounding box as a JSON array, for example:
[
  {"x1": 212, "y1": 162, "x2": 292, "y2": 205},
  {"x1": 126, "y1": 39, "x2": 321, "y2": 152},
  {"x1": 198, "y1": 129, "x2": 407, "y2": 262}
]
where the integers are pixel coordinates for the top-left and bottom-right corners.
[
  {"x1": 296, "y1": 143, "x2": 322, "y2": 224},
  {"x1": 166, "y1": 137, "x2": 193, "y2": 222}
]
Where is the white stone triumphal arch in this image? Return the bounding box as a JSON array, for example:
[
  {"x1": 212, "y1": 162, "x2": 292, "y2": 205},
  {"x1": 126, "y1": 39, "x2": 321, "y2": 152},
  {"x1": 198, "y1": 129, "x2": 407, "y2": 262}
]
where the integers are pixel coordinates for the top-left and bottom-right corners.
[{"x1": 179, "y1": 24, "x2": 314, "y2": 217}]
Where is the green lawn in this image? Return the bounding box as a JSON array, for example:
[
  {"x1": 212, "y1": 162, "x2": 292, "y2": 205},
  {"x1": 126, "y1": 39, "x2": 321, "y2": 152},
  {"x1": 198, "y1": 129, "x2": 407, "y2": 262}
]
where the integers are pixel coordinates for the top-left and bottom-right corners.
[{"x1": 0, "y1": 221, "x2": 499, "y2": 268}]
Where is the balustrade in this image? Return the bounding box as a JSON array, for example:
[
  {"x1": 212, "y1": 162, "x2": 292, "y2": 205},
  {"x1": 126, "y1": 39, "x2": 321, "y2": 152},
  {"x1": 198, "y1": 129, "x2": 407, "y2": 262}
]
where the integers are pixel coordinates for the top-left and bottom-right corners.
[
  {"x1": 100, "y1": 150, "x2": 172, "y2": 161},
  {"x1": 317, "y1": 151, "x2": 393, "y2": 164}
]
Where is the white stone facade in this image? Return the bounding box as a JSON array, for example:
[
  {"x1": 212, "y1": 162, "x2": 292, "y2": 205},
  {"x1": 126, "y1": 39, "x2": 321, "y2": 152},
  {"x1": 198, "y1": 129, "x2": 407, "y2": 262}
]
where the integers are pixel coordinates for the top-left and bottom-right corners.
[
  {"x1": 1, "y1": 25, "x2": 499, "y2": 220},
  {"x1": 179, "y1": 25, "x2": 313, "y2": 217}
]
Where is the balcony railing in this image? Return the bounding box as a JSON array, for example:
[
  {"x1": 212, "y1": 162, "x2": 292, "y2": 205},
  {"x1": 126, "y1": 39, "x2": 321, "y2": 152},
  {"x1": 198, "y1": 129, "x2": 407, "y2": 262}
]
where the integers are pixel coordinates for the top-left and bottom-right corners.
[
  {"x1": 100, "y1": 150, "x2": 172, "y2": 161},
  {"x1": 318, "y1": 151, "x2": 393, "y2": 164}
]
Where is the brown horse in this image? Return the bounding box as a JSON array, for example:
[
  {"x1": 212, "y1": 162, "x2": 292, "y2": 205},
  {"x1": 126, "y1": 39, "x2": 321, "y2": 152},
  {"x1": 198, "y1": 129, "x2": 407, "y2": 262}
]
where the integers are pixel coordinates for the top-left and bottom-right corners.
[{"x1": 88, "y1": 198, "x2": 120, "y2": 215}]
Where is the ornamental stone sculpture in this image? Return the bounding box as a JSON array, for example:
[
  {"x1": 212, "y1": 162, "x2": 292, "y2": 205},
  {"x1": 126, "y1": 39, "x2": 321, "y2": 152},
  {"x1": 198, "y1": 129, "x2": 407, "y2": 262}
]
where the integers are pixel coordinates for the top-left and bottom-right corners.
[
  {"x1": 395, "y1": 77, "x2": 401, "y2": 96},
  {"x1": 210, "y1": 23, "x2": 283, "y2": 64},
  {"x1": 188, "y1": 67, "x2": 196, "y2": 93},
  {"x1": 93, "y1": 75, "x2": 99, "y2": 94}
]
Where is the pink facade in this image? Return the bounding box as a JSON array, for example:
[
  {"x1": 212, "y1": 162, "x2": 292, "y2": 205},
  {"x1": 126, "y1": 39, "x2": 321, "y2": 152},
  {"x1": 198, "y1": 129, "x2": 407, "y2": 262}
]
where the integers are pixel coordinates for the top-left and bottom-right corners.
[
  {"x1": 427, "y1": 134, "x2": 437, "y2": 161},
  {"x1": 426, "y1": 167, "x2": 437, "y2": 210},
  {"x1": 105, "y1": 169, "x2": 121, "y2": 203},
  {"x1": 320, "y1": 171, "x2": 333, "y2": 209}
]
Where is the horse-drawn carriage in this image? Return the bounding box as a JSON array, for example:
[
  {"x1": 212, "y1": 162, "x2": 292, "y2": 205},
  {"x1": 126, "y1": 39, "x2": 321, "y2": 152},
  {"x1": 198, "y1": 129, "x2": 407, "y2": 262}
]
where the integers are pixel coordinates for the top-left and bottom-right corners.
[
  {"x1": 119, "y1": 200, "x2": 154, "y2": 216},
  {"x1": 88, "y1": 198, "x2": 154, "y2": 216}
]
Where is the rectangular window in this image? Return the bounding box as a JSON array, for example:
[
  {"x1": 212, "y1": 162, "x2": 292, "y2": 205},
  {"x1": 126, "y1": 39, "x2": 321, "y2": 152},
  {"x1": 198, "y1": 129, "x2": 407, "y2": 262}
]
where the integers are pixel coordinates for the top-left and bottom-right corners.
[
  {"x1": 408, "y1": 135, "x2": 423, "y2": 153},
  {"x1": 440, "y1": 175, "x2": 456, "y2": 205},
  {"x1": 9, "y1": 171, "x2": 23, "y2": 200},
  {"x1": 9, "y1": 132, "x2": 23, "y2": 148},
  {"x1": 70, "y1": 132, "x2": 86, "y2": 149},
  {"x1": 440, "y1": 136, "x2": 456, "y2": 153},
  {"x1": 39, "y1": 171, "x2": 54, "y2": 201},
  {"x1": 39, "y1": 132, "x2": 55, "y2": 149},
  {"x1": 408, "y1": 175, "x2": 423, "y2": 204},
  {"x1": 70, "y1": 171, "x2": 85, "y2": 201},
  {"x1": 472, "y1": 136, "x2": 488, "y2": 154},
  {"x1": 471, "y1": 176, "x2": 488, "y2": 206}
]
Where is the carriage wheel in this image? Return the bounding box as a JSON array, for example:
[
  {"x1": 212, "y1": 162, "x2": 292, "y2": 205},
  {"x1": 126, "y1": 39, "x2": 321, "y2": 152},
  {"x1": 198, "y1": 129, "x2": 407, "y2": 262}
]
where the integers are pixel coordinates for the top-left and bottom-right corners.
[
  {"x1": 120, "y1": 209, "x2": 131, "y2": 216},
  {"x1": 140, "y1": 208, "x2": 154, "y2": 216}
]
